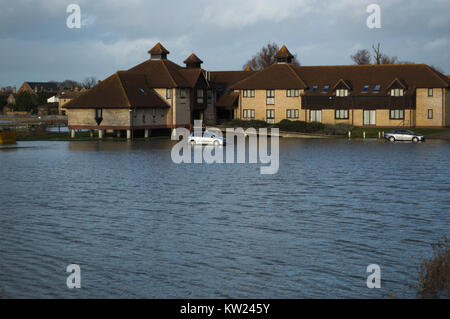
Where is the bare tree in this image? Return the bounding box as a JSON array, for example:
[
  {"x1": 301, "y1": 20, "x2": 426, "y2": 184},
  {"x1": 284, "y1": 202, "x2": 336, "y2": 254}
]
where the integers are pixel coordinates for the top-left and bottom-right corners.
[
  {"x1": 351, "y1": 49, "x2": 372, "y2": 65},
  {"x1": 243, "y1": 43, "x2": 300, "y2": 70},
  {"x1": 351, "y1": 43, "x2": 409, "y2": 65},
  {"x1": 83, "y1": 77, "x2": 97, "y2": 89},
  {"x1": 372, "y1": 43, "x2": 383, "y2": 64}
]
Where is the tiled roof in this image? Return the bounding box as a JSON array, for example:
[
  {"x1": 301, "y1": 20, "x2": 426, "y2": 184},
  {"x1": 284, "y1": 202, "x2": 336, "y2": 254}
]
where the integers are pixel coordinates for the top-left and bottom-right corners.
[
  {"x1": 184, "y1": 53, "x2": 203, "y2": 64},
  {"x1": 25, "y1": 82, "x2": 59, "y2": 92},
  {"x1": 128, "y1": 59, "x2": 204, "y2": 88},
  {"x1": 275, "y1": 45, "x2": 294, "y2": 59},
  {"x1": 148, "y1": 42, "x2": 170, "y2": 55},
  {"x1": 230, "y1": 63, "x2": 307, "y2": 89},
  {"x1": 209, "y1": 71, "x2": 256, "y2": 88},
  {"x1": 65, "y1": 72, "x2": 169, "y2": 109},
  {"x1": 216, "y1": 92, "x2": 240, "y2": 108},
  {"x1": 294, "y1": 64, "x2": 449, "y2": 96}
]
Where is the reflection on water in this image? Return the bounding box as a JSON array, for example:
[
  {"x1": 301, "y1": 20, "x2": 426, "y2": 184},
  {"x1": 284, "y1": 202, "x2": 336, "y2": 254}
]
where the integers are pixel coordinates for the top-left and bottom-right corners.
[{"x1": 0, "y1": 139, "x2": 449, "y2": 298}]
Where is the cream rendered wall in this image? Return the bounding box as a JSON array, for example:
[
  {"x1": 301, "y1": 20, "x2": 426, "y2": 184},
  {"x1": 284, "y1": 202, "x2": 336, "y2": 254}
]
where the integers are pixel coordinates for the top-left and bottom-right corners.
[
  {"x1": 415, "y1": 88, "x2": 444, "y2": 127},
  {"x1": 239, "y1": 89, "x2": 304, "y2": 122},
  {"x1": 68, "y1": 109, "x2": 131, "y2": 127}
]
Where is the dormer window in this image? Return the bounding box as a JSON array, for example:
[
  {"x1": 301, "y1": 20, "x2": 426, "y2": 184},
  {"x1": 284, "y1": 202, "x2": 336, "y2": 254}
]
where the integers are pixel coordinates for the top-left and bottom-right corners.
[
  {"x1": 361, "y1": 85, "x2": 369, "y2": 93},
  {"x1": 336, "y1": 89, "x2": 348, "y2": 97},
  {"x1": 373, "y1": 85, "x2": 381, "y2": 93},
  {"x1": 311, "y1": 86, "x2": 318, "y2": 93},
  {"x1": 321, "y1": 86, "x2": 329, "y2": 93},
  {"x1": 390, "y1": 88, "x2": 404, "y2": 97},
  {"x1": 286, "y1": 89, "x2": 299, "y2": 97}
]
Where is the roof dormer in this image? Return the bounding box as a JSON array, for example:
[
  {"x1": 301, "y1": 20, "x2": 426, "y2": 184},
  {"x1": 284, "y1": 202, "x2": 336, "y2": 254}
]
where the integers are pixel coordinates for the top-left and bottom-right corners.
[
  {"x1": 148, "y1": 43, "x2": 170, "y2": 60},
  {"x1": 184, "y1": 53, "x2": 203, "y2": 69},
  {"x1": 275, "y1": 45, "x2": 294, "y2": 64}
]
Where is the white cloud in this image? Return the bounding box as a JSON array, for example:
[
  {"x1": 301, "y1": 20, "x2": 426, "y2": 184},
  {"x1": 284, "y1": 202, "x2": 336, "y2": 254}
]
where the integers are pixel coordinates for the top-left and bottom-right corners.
[
  {"x1": 201, "y1": 0, "x2": 317, "y2": 28},
  {"x1": 424, "y1": 38, "x2": 449, "y2": 51}
]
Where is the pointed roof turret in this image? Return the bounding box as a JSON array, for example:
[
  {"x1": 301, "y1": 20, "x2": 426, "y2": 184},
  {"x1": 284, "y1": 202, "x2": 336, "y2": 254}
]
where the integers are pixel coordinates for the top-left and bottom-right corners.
[
  {"x1": 148, "y1": 43, "x2": 170, "y2": 60},
  {"x1": 275, "y1": 45, "x2": 294, "y2": 64},
  {"x1": 184, "y1": 53, "x2": 203, "y2": 69}
]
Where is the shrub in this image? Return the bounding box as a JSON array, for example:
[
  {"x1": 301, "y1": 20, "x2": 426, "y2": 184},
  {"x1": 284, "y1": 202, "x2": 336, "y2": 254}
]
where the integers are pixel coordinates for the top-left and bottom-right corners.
[{"x1": 417, "y1": 236, "x2": 450, "y2": 298}]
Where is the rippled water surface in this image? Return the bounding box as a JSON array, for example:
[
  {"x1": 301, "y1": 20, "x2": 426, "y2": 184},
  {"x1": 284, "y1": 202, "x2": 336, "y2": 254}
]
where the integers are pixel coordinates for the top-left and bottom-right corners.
[{"x1": 0, "y1": 138, "x2": 449, "y2": 298}]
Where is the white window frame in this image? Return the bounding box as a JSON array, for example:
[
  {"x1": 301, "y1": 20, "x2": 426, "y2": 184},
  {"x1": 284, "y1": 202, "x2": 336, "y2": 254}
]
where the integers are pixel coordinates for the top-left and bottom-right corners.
[
  {"x1": 310, "y1": 110, "x2": 322, "y2": 123},
  {"x1": 335, "y1": 109, "x2": 349, "y2": 119},
  {"x1": 266, "y1": 90, "x2": 275, "y2": 105},
  {"x1": 243, "y1": 109, "x2": 255, "y2": 119},
  {"x1": 363, "y1": 110, "x2": 376, "y2": 126},
  {"x1": 287, "y1": 109, "x2": 299, "y2": 119},
  {"x1": 336, "y1": 89, "x2": 348, "y2": 97}
]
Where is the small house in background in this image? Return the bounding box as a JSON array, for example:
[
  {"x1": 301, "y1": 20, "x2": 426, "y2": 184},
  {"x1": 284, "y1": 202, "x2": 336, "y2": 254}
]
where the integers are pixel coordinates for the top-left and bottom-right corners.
[
  {"x1": 58, "y1": 89, "x2": 83, "y2": 115},
  {"x1": 18, "y1": 81, "x2": 59, "y2": 94},
  {"x1": 7, "y1": 93, "x2": 17, "y2": 105},
  {"x1": 47, "y1": 95, "x2": 59, "y2": 104}
]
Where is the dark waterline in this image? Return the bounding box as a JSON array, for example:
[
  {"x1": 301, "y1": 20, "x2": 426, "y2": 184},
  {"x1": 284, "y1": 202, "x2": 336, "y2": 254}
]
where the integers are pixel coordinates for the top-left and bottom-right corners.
[{"x1": 0, "y1": 139, "x2": 449, "y2": 298}]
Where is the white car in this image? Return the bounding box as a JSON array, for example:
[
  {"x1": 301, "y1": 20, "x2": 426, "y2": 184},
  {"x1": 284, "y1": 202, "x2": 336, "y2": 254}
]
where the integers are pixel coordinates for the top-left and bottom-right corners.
[{"x1": 188, "y1": 130, "x2": 226, "y2": 146}]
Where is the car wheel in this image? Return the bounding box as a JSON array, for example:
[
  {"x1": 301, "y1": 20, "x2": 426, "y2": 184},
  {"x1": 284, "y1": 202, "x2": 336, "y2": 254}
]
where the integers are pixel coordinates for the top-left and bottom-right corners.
[
  {"x1": 412, "y1": 137, "x2": 419, "y2": 143},
  {"x1": 389, "y1": 136, "x2": 395, "y2": 142},
  {"x1": 213, "y1": 140, "x2": 221, "y2": 146}
]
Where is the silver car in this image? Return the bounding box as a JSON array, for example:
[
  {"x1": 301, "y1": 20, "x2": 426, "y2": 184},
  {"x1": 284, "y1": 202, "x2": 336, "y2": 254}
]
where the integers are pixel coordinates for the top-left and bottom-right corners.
[{"x1": 385, "y1": 129, "x2": 425, "y2": 142}]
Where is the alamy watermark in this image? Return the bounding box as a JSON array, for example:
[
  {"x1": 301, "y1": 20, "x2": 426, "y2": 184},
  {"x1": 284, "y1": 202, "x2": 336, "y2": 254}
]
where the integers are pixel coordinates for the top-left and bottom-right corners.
[
  {"x1": 366, "y1": 264, "x2": 381, "y2": 289},
  {"x1": 66, "y1": 264, "x2": 81, "y2": 289},
  {"x1": 171, "y1": 121, "x2": 279, "y2": 175},
  {"x1": 66, "y1": 4, "x2": 81, "y2": 29},
  {"x1": 366, "y1": 4, "x2": 381, "y2": 29}
]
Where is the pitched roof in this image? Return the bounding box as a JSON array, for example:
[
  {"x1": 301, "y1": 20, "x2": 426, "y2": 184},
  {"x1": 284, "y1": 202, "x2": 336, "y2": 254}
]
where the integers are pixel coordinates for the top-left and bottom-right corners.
[
  {"x1": 275, "y1": 45, "x2": 294, "y2": 59},
  {"x1": 209, "y1": 71, "x2": 256, "y2": 88},
  {"x1": 148, "y1": 42, "x2": 170, "y2": 55},
  {"x1": 295, "y1": 64, "x2": 449, "y2": 96},
  {"x1": 64, "y1": 72, "x2": 169, "y2": 109},
  {"x1": 25, "y1": 82, "x2": 59, "y2": 92},
  {"x1": 216, "y1": 92, "x2": 240, "y2": 108},
  {"x1": 184, "y1": 53, "x2": 203, "y2": 64},
  {"x1": 128, "y1": 59, "x2": 204, "y2": 88},
  {"x1": 230, "y1": 63, "x2": 307, "y2": 89}
]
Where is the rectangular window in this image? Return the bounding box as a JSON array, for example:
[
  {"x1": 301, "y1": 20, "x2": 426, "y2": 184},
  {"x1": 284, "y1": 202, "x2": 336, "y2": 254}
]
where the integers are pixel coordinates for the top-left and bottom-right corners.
[
  {"x1": 310, "y1": 110, "x2": 322, "y2": 123},
  {"x1": 428, "y1": 88, "x2": 433, "y2": 97},
  {"x1": 286, "y1": 109, "x2": 299, "y2": 119},
  {"x1": 363, "y1": 110, "x2": 376, "y2": 126},
  {"x1": 336, "y1": 89, "x2": 348, "y2": 97},
  {"x1": 180, "y1": 89, "x2": 186, "y2": 99},
  {"x1": 390, "y1": 110, "x2": 405, "y2": 120},
  {"x1": 391, "y1": 89, "x2": 404, "y2": 97},
  {"x1": 197, "y1": 89, "x2": 204, "y2": 103},
  {"x1": 286, "y1": 89, "x2": 299, "y2": 97},
  {"x1": 335, "y1": 109, "x2": 349, "y2": 119},
  {"x1": 428, "y1": 109, "x2": 433, "y2": 119},
  {"x1": 166, "y1": 89, "x2": 172, "y2": 99},
  {"x1": 243, "y1": 90, "x2": 255, "y2": 98},
  {"x1": 243, "y1": 109, "x2": 255, "y2": 119},
  {"x1": 266, "y1": 109, "x2": 275, "y2": 123},
  {"x1": 266, "y1": 90, "x2": 275, "y2": 105}
]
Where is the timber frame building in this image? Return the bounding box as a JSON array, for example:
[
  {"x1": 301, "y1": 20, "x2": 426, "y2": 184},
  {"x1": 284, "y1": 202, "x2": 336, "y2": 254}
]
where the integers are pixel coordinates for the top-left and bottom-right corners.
[{"x1": 66, "y1": 43, "x2": 450, "y2": 138}]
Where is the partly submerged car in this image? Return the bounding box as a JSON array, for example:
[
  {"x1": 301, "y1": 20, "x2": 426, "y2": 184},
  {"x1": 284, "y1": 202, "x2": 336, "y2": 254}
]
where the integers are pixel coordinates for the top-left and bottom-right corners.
[
  {"x1": 385, "y1": 129, "x2": 425, "y2": 142},
  {"x1": 188, "y1": 130, "x2": 226, "y2": 146}
]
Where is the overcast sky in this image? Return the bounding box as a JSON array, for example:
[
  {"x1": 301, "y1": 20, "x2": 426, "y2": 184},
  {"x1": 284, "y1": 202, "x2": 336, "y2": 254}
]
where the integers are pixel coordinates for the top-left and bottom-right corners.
[{"x1": 0, "y1": 0, "x2": 449, "y2": 88}]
